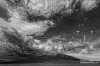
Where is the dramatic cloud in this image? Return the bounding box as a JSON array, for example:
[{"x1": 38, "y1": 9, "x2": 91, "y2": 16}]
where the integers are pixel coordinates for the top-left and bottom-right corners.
[
  {"x1": 0, "y1": 0, "x2": 100, "y2": 62},
  {"x1": 1, "y1": 0, "x2": 99, "y2": 36},
  {"x1": 81, "y1": 0, "x2": 99, "y2": 11},
  {"x1": 4, "y1": 0, "x2": 100, "y2": 18}
]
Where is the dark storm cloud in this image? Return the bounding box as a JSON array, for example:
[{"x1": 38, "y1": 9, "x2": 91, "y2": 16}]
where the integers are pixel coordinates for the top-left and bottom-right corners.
[
  {"x1": 0, "y1": 1, "x2": 10, "y2": 20},
  {"x1": 0, "y1": 0, "x2": 100, "y2": 36}
]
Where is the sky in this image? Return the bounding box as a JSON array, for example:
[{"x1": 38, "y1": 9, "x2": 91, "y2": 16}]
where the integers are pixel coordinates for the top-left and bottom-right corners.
[
  {"x1": 0, "y1": 0, "x2": 100, "y2": 39},
  {"x1": 0, "y1": 0, "x2": 100, "y2": 62}
]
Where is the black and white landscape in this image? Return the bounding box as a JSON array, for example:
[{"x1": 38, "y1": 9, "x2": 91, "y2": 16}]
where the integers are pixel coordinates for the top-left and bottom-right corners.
[{"x1": 0, "y1": 0, "x2": 100, "y2": 64}]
